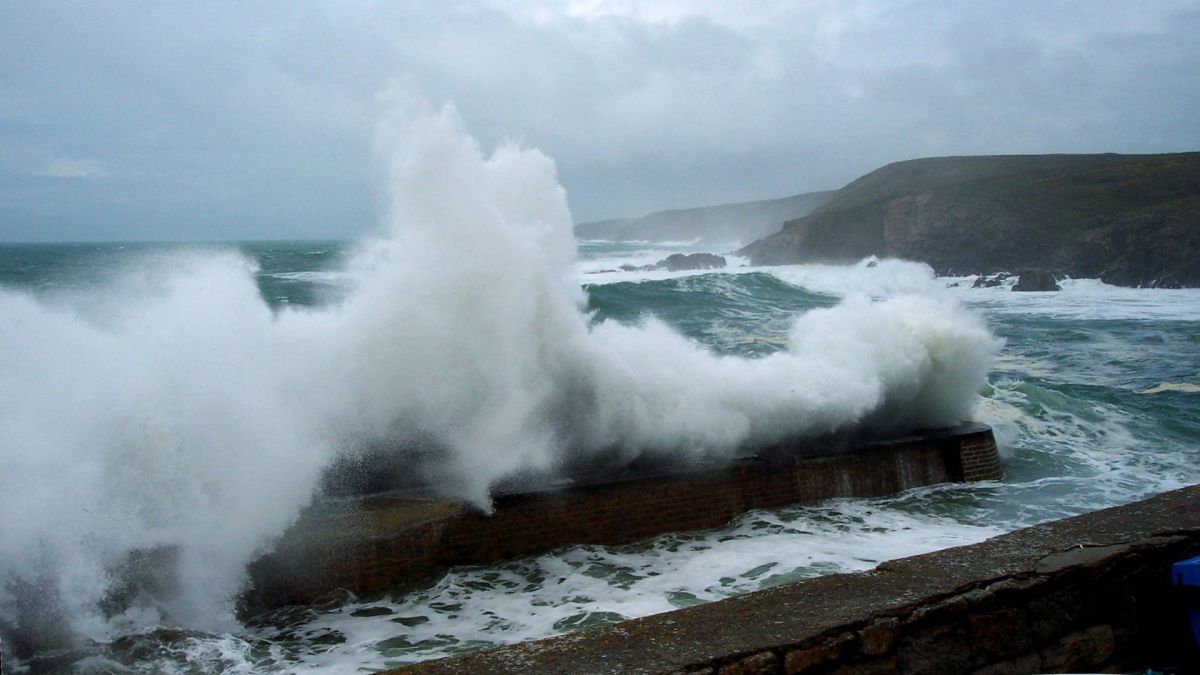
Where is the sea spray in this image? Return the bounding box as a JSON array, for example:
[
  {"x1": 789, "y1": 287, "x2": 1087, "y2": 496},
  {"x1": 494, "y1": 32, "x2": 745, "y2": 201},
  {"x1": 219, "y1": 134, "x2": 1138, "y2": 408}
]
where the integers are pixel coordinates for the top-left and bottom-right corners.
[
  {"x1": 315, "y1": 96, "x2": 592, "y2": 504},
  {"x1": 0, "y1": 96, "x2": 998, "y2": 656},
  {"x1": 0, "y1": 253, "x2": 333, "y2": 643}
]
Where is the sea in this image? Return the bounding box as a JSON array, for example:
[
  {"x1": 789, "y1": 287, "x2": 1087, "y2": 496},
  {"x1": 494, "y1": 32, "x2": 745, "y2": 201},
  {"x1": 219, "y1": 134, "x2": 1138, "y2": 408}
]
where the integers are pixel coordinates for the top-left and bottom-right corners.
[
  {"x1": 1, "y1": 236, "x2": 1198, "y2": 674},
  {"x1": 2, "y1": 106, "x2": 1198, "y2": 674}
]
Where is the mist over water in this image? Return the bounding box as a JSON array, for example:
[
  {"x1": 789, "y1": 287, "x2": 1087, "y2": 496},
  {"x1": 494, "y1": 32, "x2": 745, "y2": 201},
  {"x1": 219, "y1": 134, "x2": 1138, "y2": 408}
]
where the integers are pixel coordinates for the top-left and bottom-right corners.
[{"x1": 0, "y1": 99, "x2": 998, "y2": 663}]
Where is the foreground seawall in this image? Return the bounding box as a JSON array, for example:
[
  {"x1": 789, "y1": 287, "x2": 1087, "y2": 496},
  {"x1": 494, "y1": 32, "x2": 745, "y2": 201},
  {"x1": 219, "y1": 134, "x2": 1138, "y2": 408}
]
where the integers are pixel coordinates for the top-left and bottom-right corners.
[
  {"x1": 245, "y1": 424, "x2": 1000, "y2": 611},
  {"x1": 399, "y1": 485, "x2": 1200, "y2": 674}
]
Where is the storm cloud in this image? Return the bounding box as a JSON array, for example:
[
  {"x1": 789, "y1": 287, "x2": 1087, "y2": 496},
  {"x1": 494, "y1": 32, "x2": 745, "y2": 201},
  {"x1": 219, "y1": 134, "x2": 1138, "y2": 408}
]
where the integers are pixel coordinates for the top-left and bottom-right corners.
[{"x1": 2, "y1": 0, "x2": 1198, "y2": 241}]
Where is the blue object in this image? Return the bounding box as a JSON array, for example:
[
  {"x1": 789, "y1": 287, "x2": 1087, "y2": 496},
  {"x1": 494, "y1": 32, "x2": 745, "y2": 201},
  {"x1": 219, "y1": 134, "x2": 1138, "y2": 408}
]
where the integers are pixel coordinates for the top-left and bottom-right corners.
[{"x1": 1172, "y1": 555, "x2": 1200, "y2": 645}]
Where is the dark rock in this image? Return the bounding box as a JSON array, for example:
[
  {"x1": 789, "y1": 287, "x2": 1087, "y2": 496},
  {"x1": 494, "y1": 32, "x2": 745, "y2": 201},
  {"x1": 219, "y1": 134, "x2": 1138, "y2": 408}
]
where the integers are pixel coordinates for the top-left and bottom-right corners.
[
  {"x1": 656, "y1": 253, "x2": 727, "y2": 271},
  {"x1": 972, "y1": 654, "x2": 1043, "y2": 675},
  {"x1": 1039, "y1": 624, "x2": 1116, "y2": 672},
  {"x1": 897, "y1": 623, "x2": 972, "y2": 674},
  {"x1": 784, "y1": 632, "x2": 855, "y2": 671},
  {"x1": 717, "y1": 651, "x2": 778, "y2": 675},
  {"x1": 859, "y1": 617, "x2": 900, "y2": 655},
  {"x1": 972, "y1": 274, "x2": 1007, "y2": 288},
  {"x1": 350, "y1": 606, "x2": 395, "y2": 618},
  {"x1": 968, "y1": 608, "x2": 1033, "y2": 659},
  {"x1": 1034, "y1": 543, "x2": 1132, "y2": 574},
  {"x1": 1012, "y1": 269, "x2": 1060, "y2": 292}
]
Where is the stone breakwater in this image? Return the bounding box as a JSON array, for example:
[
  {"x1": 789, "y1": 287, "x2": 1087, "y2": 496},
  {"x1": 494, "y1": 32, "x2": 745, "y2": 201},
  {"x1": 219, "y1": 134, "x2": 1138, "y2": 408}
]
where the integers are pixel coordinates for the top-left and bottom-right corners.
[
  {"x1": 244, "y1": 424, "x2": 1000, "y2": 613},
  {"x1": 395, "y1": 484, "x2": 1200, "y2": 674}
]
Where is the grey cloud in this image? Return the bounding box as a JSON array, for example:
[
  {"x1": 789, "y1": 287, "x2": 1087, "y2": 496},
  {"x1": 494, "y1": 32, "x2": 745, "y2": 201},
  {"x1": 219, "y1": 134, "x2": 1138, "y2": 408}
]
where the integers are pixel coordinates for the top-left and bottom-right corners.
[
  {"x1": 33, "y1": 157, "x2": 113, "y2": 179},
  {"x1": 1, "y1": 1, "x2": 1197, "y2": 241}
]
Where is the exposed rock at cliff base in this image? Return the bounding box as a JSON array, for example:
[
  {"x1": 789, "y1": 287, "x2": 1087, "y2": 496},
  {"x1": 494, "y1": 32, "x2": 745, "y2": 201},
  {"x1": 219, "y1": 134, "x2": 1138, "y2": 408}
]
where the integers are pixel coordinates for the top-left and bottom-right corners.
[
  {"x1": 1012, "y1": 269, "x2": 1061, "y2": 292},
  {"x1": 609, "y1": 252, "x2": 728, "y2": 273},
  {"x1": 972, "y1": 273, "x2": 1009, "y2": 288},
  {"x1": 658, "y1": 252, "x2": 726, "y2": 271}
]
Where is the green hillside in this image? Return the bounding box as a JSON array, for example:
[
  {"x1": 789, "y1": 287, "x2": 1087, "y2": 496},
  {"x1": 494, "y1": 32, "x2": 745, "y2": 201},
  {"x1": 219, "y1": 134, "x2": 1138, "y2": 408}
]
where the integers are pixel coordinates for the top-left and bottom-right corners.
[{"x1": 740, "y1": 153, "x2": 1200, "y2": 287}]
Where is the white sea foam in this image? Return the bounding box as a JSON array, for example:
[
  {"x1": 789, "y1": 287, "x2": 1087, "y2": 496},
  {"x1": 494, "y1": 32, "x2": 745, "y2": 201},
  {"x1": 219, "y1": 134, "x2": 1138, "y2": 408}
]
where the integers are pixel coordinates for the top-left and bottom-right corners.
[
  {"x1": 949, "y1": 276, "x2": 1200, "y2": 321},
  {"x1": 577, "y1": 238, "x2": 709, "y2": 247},
  {"x1": 579, "y1": 254, "x2": 950, "y2": 298},
  {"x1": 263, "y1": 270, "x2": 353, "y2": 284},
  {"x1": 0, "y1": 95, "x2": 998, "y2": 650},
  {"x1": 1139, "y1": 382, "x2": 1200, "y2": 394},
  {"x1": 0, "y1": 255, "x2": 331, "y2": 637},
  {"x1": 575, "y1": 250, "x2": 666, "y2": 275},
  {"x1": 762, "y1": 257, "x2": 947, "y2": 299},
  {"x1": 577, "y1": 265, "x2": 731, "y2": 284},
  {"x1": 257, "y1": 496, "x2": 1004, "y2": 672}
]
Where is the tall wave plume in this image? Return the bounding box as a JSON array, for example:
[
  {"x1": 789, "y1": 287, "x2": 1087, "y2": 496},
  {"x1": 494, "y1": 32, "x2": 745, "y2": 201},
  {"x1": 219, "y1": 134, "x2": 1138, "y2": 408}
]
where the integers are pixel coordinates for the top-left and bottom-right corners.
[{"x1": 0, "y1": 95, "x2": 999, "y2": 653}]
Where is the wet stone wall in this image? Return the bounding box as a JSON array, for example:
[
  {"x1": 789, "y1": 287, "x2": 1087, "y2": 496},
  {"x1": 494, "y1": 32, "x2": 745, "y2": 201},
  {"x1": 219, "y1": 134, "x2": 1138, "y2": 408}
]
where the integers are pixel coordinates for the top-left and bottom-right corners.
[{"x1": 244, "y1": 425, "x2": 1000, "y2": 612}]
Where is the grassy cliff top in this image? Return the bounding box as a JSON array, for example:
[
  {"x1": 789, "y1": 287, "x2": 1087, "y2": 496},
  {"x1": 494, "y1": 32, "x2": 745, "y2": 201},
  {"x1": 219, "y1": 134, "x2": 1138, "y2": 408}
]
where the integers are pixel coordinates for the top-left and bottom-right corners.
[{"x1": 809, "y1": 152, "x2": 1200, "y2": 222}]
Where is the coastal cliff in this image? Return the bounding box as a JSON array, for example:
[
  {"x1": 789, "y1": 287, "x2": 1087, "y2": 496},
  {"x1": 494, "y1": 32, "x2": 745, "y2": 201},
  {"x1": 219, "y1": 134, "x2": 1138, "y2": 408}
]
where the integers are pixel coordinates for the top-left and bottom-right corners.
[{"x1": 740, "y1": 152, "x2": 1200, "y2": 287}]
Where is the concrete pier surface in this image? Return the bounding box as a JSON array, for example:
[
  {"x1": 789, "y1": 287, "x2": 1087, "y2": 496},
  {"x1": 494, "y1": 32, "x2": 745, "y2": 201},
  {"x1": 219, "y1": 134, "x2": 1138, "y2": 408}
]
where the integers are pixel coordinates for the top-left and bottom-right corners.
[
  {"x1": 244, "y1": 423, "x2": 1001, "y2": 612},
  {"x1": 394, "y1": 485, "x2": 1200, "y2": 674}
]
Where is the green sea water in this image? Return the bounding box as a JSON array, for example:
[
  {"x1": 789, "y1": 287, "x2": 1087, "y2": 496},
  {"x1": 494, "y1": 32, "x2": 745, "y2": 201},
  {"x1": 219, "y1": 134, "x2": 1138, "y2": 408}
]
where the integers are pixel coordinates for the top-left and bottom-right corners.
[{"x1": 1, "y1": 240, "x2": 1198, "y2": 672}]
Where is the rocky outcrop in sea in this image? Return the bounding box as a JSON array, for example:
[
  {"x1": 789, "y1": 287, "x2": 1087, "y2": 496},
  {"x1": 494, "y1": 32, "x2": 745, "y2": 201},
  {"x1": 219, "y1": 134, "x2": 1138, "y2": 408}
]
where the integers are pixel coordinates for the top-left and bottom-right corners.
[{"x1": 608, "y1": 252, "x2": 728, "y2": 273}]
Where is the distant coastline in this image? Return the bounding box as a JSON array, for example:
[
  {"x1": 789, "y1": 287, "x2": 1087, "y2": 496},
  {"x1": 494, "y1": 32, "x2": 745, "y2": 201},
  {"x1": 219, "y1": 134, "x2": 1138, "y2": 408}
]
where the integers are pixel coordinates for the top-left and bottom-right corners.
[
  {"x1": 573, "y1": 190, "x2": 834, "y2": 247},
  {"x1": 578, "y1": 152, "x2": 1200, "y2": 289}
]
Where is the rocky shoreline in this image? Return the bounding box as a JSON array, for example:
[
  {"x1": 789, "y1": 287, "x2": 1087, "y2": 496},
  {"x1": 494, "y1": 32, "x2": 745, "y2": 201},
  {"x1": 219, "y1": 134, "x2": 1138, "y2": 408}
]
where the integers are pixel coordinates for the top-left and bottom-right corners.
[{"x1": 953, "y1": 269, "x2": 1062, "y2": 292}]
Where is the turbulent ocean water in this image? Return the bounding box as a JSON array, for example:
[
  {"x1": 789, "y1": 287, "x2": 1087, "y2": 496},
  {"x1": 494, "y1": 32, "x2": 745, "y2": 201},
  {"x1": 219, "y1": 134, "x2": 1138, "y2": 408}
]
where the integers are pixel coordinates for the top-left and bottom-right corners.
[
  {"x1": 2, "y1": 106, "x2": 1199, "y2": 673},
  {"x1": 4, "y1": 239, "x2": 1199, "y2": 673}
]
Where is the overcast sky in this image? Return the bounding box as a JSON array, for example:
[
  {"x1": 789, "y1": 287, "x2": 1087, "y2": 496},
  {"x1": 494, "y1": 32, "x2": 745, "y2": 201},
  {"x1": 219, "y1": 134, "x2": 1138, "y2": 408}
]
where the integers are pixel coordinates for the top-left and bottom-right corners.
[{"x1": 2, "y1": 1, "x2": 1198, "y2": 242}]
